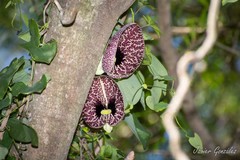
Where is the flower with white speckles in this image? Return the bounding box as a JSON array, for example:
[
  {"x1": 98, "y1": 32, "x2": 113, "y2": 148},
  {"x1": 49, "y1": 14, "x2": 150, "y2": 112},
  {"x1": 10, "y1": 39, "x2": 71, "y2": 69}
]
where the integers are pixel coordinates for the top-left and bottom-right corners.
[
  {"x1": 82, "y1": 76, "x2": 124, "y2": 128},
  {"x1": 102, "y1": 23, "x2": 145, "y2": 79}
]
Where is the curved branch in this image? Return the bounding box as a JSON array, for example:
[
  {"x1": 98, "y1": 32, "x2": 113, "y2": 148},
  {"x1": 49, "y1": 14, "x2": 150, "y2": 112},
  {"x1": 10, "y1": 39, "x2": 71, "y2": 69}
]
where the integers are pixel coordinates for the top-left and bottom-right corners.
[{"x1": 162, "y1": 0, "x2": 221, "y2": 160}]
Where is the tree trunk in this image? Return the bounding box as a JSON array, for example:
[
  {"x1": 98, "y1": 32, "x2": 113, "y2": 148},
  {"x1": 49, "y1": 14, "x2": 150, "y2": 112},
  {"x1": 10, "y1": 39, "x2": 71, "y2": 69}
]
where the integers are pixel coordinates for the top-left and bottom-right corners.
[{"x1": 23, "y1": 0, "x2": 135, "y2": 159}]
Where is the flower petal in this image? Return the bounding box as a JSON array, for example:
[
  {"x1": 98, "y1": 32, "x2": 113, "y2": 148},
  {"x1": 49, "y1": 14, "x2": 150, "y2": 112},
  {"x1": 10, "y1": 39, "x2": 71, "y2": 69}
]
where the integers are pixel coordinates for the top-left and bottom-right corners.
[
  {"x1": 102, "y1": 23, "x2": 145, "y2": 79},
  {"x1": 82, "y1": 76, "x2": 124, "y2": 128}
]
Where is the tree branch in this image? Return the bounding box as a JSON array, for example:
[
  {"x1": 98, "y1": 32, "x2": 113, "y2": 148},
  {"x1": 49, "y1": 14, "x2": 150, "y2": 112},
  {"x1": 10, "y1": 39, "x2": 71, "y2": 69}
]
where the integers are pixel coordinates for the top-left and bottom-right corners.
[
  {"x1": 215, "y1": 42, "x2": 240, "y2": 56},
  {"x1": 172, "y1": 26, "x2": 205, "y2": 35},
  {"x1": 161, "y1": 0, "x2": 221, "y2": 160}
]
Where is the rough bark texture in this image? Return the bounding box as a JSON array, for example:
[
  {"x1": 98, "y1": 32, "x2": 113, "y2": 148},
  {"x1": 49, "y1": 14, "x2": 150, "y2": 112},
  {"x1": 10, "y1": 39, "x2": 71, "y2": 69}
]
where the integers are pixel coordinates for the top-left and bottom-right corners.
[
  {"x1": 157, "y1": 0, "x2": 216, "y2": 152},
  {"x1": 23, "y1": 0, "x2": 135, "y2": 159}
]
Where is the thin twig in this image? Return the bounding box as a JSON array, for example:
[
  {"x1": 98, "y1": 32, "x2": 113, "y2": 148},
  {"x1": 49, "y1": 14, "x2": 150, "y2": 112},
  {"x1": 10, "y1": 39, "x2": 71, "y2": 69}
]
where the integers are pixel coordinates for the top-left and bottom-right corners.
[
  {"x1": 80, "y1": 138, "x2": 95, "y2": 160},
  {"x1": 43, "y1": 0, "x2": 52, "y2": 24},
  {"x1": 215, "y1": 42, "x2": 240, "y2": 56},
  {"x1": 94, "y1": 138, "x2": 103, "y2": 156},
  {"x1": 162, "y1": 1, "x2": 221, "y2": 160},
  {"x1": 53, "y1": 0, "x2": 64, "y2": 15},
  {"x1": 17, "y1": 97, "x2": 28, "y2": 118},
  {"x1": 18, "y1": 61, "x2": 35, "y2": 119},
  {"x1": 172, "y1": 26, "x2": 205, "y2": 35},
  {"x1": 0, "y1": 104, "x2": 17, "y2": 139},
  {"x1": 12, "y1": 139, "x2": 24, "y2": 160},
  {"x1": 0, "y1": 97, "x2": 29, "y2": 139},
  {"x1": 24, "y1": 61, "x2": 35, "y2": 113},
  {"x1": 43, "y1": 0, "x2": 63, "y2": 24}
]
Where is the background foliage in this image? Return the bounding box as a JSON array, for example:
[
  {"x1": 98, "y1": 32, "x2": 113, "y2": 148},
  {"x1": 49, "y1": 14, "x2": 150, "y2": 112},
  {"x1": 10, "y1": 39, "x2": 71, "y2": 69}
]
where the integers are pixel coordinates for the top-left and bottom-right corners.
[{"x1": 0, "y1": 0, "x2": 240, "y2": 160}]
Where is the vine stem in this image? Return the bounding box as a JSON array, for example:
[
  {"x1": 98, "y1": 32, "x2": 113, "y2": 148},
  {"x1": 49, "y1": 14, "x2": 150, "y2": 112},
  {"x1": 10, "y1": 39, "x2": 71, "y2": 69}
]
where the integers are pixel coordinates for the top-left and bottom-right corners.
[
  {"x1": 80, "y1": 138, "x2": 95, "y2": 160},
  {"x1": 135, "y1": 5, "x2": 147, "y2": 16},
  {"x1": 161, "y1": 0, "x2": 220, "y2": 160},
  {"x1": 18, "y1": 60, "x2": 35, "y2": 118},
  {"x1": 0, "y1": 105, "x2": 16, "y2": 139},
  {"x1": 43, "y1": 0, "x2": 63, "y2": 24},
  {"x1": 43, "y1": 0, "x2": 51, "y2": 24},
  {"x1": 94, "y1": 138, "x2": 103, "y2": 156},
  {"x1": 12, "y1": 139, "x2": 24, "y2": 160},
  {"x1": 141, "y1": 24, "x2": 151, "y2": 29},
  {"x1": 0, "y1": 97, "x2": 28, "y2": 140}
]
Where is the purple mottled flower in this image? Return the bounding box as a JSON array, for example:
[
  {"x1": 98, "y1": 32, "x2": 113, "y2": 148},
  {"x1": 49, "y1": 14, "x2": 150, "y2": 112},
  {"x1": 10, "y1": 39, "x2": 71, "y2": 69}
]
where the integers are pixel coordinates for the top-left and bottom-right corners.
[
  {"x1": 82, "y1": 76, "x2": 124, "y2": 128},
  {"x1": 102, "y1": 23, "x2": 145, "y2": 79}
]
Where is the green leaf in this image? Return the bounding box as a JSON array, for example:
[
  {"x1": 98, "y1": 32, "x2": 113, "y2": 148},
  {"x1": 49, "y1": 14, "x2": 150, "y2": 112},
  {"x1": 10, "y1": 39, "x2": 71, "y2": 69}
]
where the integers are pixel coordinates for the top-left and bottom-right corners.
[
  {"x1": 7, "y1": 118, "x2": 31, "y2": 143},
  {"x1": 5, "y1": 1, "x2": 12, "y2": 8},
  {"x1": 5, "y1": 155, "x2": 16, "y2": 160},
  {"x1": 140, "y1": 91, "x2": 146, "y2": 110},
  {"x1": 146, "y1": 96, "x2": 154, "y2": 110},
  {"x1": 0, "y1": 57, "x2": 25, "y2": 100},
  {"x1": 137, "y1": 71, "x2": 146, "y2": 110},
  {"x1": 142, "y1": 46, "x2": 152, "y2": 66},
  {"x1": 148, "y1": 55, "x2": 168, "y2": 79},
  {"x1": 222, "y1": 0, "x2": 239, "y2": 5},
  {"x1": 22, "y1": 14, "x2": 29, "y2": 27},
  {"x1": 136, "y1": 71, "x2": 145, "y2": 84},
  {"x1": 0, "y1": 93, "x2": 12, "y2": 110},
  {"x1": 20, "y1": 19, "x2": 57, "y2": 64},
  {"x1": 0, "y1": 132, "x2": 12, "y2": 149},
  {"x1": 154, "y1": 102, "x2": 168, "y2": 112},
  {"x1": 143, "y1": 16, "x2": 160, "y2": 36},
  {"x1": 124, "y1": 114, "x2": 151, "y2": 150},
  {"x1": 44, "y1": 74, "x2": 51, "y2": 82},
  {"x1": 188, "y1": 133, "x2": 203, "y2": 150},
  {"x1": 98, "y1": 145, "x2": 119, "y2": 160},
  {"x1": 22, "y1": 40, "x2": 57, "y2": 64},
  {"x1": 151, "y1": 80, "x2": 165, "y2": 104},
  {"x1": 12, "y1": 59, "x2": 31, "y2": 84},
  {"x1": 146, "y1": 96, "x2": 168, "y2": 112},
  {"x1": 143, "y1": 16, "x2": 154, "y2": 25},
  {"x1": 11, "y1": 74, "x2": 49, "y2": 97},
  {"x1": 18, "y1": 31, "x2": 31, "y2": 42},
  {"x1": 143, "y1": 32, "x2": 153, "y2": 41},
  {"x1": 130, "y1": 8, "x2": 135, "y2": 23},
  {"x1": 151, "y1": 24, "x2": 160, "y2": 37},
  {"x1": 71, "y1": 141, "x2": 80, "y2": 153},
  {"x1": 7, "y1": 118, "x2": 38, "y2": 147},
  {"x1": 138, "y1": 0, "x2": 149, "y2": 6},
  {"x1": 100, "y1": 145, "x2": 113, "y2": 158},
  {"x1": 162, "y1": 75, "x2": 174, "y2": 81},
  {"x1": 28, "y1": 19, "x2": 40, "y2": 46},
  {"x1": 28, "y1": 126, "x2": 38, "y2": 147},
  {"x1": 0, "y1": 145, "x2": 8, "y2": 160},
  {"x1": 117, "y1": 74, "x2": 143, "y2": 108}
]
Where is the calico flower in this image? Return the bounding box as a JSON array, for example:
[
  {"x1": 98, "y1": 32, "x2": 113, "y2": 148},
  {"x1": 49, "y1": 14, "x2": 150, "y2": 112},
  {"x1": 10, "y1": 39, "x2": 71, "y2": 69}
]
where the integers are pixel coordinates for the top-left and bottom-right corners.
[
  {"x1": 102, "y1": 23, "x2": 145, "y2": 79},
  {"x1": 82, "y1": 76, "x2": 124, "y2": 128}
]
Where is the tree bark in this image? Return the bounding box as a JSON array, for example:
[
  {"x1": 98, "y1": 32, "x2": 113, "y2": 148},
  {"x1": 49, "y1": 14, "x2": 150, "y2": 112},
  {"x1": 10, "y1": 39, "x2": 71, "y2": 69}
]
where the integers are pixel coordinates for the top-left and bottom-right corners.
[
  {"x1": 157, "y1": 0, "x2": 216, "y2": 152},
  {"x1": 23, "y1": 0, "x2": 135, "y2": 159}
]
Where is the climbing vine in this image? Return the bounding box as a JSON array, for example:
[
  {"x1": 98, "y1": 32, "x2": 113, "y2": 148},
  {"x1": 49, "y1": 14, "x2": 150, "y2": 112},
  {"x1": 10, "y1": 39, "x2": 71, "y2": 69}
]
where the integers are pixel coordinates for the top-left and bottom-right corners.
[{"x1": 0, "y1": 1, "x2": 56, "y2": 159}]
